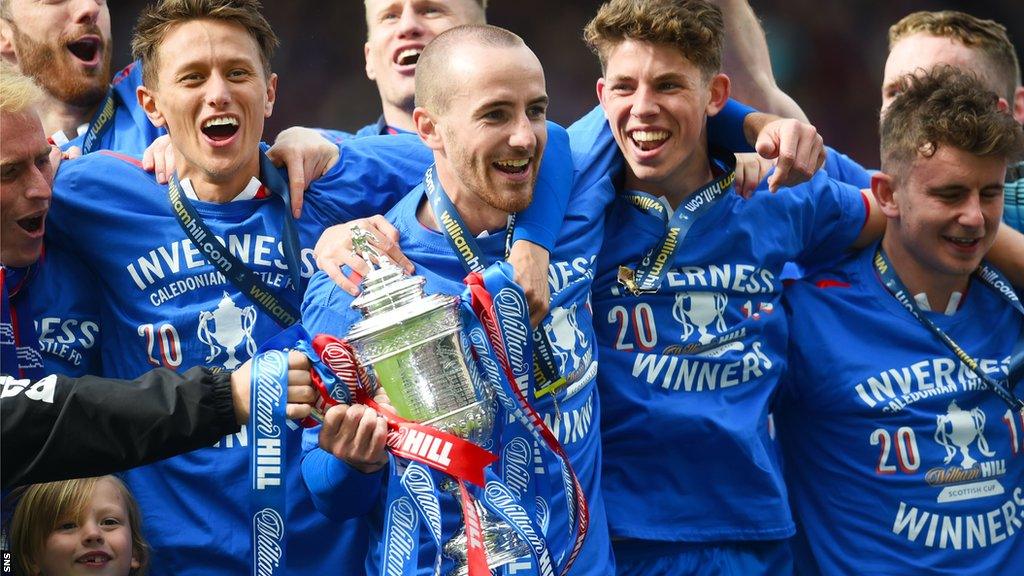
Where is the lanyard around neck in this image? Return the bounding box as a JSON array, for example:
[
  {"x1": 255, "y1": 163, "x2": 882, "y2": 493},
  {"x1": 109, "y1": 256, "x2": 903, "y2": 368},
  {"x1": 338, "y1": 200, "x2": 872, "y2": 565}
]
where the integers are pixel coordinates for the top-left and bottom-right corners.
[
  {"x1": 167, "y1": 153, "x2": 302, "y2": 328},
  {"x1": 423, "y1": 165, "x2": 567, "y2": 395},
  {"x1": 873, "y1": 246, "x2": 1023, "y2": 412},
  {"x1": 617, "y1": 149, "x2": 736, "y2": 295}
]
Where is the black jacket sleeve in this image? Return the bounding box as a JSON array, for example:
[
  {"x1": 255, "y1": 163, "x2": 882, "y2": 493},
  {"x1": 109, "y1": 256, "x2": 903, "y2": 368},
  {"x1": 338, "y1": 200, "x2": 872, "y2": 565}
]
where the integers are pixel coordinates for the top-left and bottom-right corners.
[{"x1": 1, "y1": 367, "x2": 240, "y2": 489}]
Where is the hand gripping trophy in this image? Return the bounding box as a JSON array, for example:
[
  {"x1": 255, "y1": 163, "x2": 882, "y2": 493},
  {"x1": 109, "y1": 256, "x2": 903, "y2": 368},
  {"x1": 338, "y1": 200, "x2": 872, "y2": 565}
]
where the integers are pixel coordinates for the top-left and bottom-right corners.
[{"x1": 321, "y1": 228, "x2": 530, "y2": 575}]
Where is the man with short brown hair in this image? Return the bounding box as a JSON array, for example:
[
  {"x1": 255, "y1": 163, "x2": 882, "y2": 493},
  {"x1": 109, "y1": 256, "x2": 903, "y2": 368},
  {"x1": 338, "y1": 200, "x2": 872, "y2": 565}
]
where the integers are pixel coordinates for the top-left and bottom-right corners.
[
  {"x1": 882, "y1": 10, "x2": 1024, "y2": 233},
  {"x1": 571, "y1": 1, "x2": 887, "y2": 573},
  {"x1": 40, "y1": 0, "x2": 432, "y2": 573},
  {"x1": 884, "y1": 10, "x2": 1021, "y2": 114},
  {"x1": 777, "y1": 65, "x2": 1024, "y2": 575}
]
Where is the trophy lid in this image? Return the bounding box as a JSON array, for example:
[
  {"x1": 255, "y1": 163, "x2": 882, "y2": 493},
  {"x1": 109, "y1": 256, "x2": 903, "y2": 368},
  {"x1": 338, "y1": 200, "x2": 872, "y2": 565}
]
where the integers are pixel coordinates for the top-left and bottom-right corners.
[{"x1": 346, "y1": 226, "x2": 459, "y2": 343}]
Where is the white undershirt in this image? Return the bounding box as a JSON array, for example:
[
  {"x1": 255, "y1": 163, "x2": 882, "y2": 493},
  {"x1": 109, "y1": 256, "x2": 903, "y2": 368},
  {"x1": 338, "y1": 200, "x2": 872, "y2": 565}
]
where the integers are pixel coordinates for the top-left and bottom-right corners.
[
  {"x1": 914, "y1": 291, "x2": 963, "y2": 316},
  {"x1": 180, "y1": 177, "x2": 263, "y2": 202},
  {"x1": 49, "y1": 123, "x2": 89, "y2": 146}
]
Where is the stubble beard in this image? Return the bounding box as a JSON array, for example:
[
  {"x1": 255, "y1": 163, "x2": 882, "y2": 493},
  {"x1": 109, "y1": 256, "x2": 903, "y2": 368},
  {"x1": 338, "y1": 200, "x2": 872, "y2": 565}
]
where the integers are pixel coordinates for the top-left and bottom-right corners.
[
  {"x1": 447, "y1": 137, "x2": 535, "y2": 216},
  {"x1": 12, "y1": 24, "x2": 111, "y2": 109}
]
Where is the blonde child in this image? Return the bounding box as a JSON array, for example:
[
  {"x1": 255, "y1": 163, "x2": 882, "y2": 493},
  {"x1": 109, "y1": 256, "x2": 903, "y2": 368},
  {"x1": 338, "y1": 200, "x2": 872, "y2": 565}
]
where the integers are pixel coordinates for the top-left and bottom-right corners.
[{"x1": 10, "y1": 476, "x2": 148, "y2": 575}]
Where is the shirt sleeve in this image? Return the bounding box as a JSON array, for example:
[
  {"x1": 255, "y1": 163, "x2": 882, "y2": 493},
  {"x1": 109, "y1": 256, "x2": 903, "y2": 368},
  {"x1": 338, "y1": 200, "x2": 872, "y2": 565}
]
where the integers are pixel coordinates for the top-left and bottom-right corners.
[
  {"x1": 792, "y1": 175, "x2": 868, "y2": 271},
  {"x1": 300, "y1": 270, "x2": 362, "y2": 338},
  {"x1": 300, "y1": 428, "x2": 384, "y2": 521},
  {"x1": 1, "y1": 367, "x2": 237, "y2": 490},
  {"x1": 707, "y1": 98, "x2": 757, "y2": 153},
  {"x1": 822, "y1": 146, "x2": 872, "y2": 189},
  {"x1": 511, "y1": 122, "x2": 572, "y2": 251},
  {"x1": 306, "y1": 134, "x2": 433, "y2": 226}
]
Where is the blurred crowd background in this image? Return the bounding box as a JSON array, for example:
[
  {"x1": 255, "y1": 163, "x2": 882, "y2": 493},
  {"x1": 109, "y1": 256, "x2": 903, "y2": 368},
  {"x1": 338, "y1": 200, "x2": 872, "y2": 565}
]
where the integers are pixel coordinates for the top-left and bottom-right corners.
[{"x1": 110, "y1": 0, "x2": 1022, "y2": 169}]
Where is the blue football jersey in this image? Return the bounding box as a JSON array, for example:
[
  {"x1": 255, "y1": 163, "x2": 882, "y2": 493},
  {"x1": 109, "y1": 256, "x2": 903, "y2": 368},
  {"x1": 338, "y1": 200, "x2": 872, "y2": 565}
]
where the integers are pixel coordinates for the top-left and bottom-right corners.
[
  {"x1": 567, "y1": 97, "x2": 869, "y2": 545},
  {"x1": 301, "y1": 126, "x2": 613, "y2": 575},
  {"x1": 42, "y1": 141, "x2": 429, "y2": 575},
  {"x1": 65, "y1": 61, "x2": 166, "y2": 156},
  {"x1": 591, "y1": 170, "x2": 866, "y2": 543},
  {"x1": 30, "y1": 247, "x2": 103, "y2": 376},
  {"x1": 777, "y1": 245, "x2": 1024, "y2": 575}
]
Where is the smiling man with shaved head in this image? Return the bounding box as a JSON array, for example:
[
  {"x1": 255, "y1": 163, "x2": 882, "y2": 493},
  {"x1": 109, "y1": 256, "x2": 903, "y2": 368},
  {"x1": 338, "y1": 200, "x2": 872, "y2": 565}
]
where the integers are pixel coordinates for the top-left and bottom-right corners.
[{"x1": 301, "y1": 23, "x2": 613, "y2": 576}]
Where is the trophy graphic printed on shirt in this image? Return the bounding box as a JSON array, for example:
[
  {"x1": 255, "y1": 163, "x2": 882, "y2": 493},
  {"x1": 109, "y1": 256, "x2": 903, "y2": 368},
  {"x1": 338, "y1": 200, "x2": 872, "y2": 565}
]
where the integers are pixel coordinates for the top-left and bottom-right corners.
[
  {"x1": 934, "y1": 400, "x2": 996, "y2": 469},
  {"x1": 672, "y1": 291, "x2": 728, "y2": 345},
  {"x1": 545, "y1": 302, "x2": 589, "y2": 370},
  {"x1": 342, "y1": 228, "x2": 529, "y2": 575},
  {"x1": 197, "y1": 292, "x2": 257, "y2": 369}
]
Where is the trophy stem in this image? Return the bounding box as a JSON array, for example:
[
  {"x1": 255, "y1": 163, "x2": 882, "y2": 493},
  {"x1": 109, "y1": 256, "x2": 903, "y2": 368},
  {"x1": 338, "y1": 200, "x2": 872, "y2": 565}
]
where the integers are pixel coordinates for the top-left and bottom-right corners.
[{"x1": 442, "y1": 484, "x2": 531, "y2": 576}]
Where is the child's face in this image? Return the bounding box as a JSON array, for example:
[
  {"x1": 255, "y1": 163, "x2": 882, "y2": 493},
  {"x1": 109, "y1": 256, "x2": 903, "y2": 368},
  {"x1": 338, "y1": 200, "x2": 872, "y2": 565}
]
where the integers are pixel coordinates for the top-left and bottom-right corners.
[{"x1": 35, "y1": 478, "x2": 140, "y2": 576}]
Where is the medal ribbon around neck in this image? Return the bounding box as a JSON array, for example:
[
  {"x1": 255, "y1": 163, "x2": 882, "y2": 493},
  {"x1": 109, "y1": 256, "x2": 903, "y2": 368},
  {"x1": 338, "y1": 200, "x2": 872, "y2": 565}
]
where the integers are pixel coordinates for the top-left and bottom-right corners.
[
  {"x1": 166, "y1": 152, "x2": 303, "y2": 328},
  {"x1": 873, "y1": 246, "x2": 1024, "y2": 412},
  {"x1": 617, "y1": 149, "x2": 736, "y2": 295},
  {"x1": 80, "y1": 89, "x2": 118, "y2": 155},
  {"x1": 423, "y1": 165, "x2": 566, "y2": 397}
]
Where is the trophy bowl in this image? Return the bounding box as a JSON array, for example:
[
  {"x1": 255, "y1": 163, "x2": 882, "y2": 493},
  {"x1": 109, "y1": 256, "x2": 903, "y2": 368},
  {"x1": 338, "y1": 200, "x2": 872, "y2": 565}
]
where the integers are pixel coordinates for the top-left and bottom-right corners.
[{"x1": 346, "y1": 289, "x2": 494, "y2": 445}]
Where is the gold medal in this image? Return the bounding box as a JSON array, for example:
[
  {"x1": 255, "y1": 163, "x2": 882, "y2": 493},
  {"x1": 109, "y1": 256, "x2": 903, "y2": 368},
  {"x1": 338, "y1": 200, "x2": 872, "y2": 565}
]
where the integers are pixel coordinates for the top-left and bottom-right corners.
[{"x1": 618, "y1": 265, "x2": 658, "y2": 295}]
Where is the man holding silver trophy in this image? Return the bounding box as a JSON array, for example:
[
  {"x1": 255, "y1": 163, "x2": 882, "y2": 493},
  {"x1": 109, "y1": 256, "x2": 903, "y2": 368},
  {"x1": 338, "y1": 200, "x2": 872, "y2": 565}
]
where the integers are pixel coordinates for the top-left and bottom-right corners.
[{"x1": 300, "y1": 24, "x2": 611, "y2": 576}]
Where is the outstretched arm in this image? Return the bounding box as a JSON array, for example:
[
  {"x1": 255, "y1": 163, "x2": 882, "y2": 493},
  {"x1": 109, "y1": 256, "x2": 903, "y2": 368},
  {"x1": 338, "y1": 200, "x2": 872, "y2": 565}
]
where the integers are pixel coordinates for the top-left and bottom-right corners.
[
  {"x1": 715, "y1": 0, "x2": 809, "y2": 122},
  {"x1": 1, "y1": 352, "x2": 315, "y2": 490}
]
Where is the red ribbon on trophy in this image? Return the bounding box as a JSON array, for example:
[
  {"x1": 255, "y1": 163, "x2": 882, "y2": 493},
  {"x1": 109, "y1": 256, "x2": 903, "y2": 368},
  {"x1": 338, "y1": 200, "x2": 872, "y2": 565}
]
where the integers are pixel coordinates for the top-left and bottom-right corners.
[
  {"x1": 310, "y1": 334, "x2": 496, "y2": 575},
  {"x1": 309, "y1": 334, "x2": 499, "y2": 487},
  {"x1": 464, "y1": 272, "x2": 591, "y2": 576}
]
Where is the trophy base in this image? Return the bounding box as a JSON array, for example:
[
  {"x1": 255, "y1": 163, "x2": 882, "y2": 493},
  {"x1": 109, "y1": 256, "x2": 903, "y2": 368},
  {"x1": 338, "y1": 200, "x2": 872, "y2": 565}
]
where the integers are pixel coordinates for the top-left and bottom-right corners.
[{"x1": 444, "y1": 497, "x2": 531, "y2": 576}]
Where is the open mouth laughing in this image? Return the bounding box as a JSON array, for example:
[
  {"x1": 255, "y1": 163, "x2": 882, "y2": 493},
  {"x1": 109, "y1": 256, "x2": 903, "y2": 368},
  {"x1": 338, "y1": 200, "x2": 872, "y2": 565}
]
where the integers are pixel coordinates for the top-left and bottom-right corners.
[
  {"x1": 66, "y1": 35, "x2": 102, "y2": 66},
  {"x1": 630, "y1": 129, "x2": 670, "y2": 152},
  {"x1": 16, "y1": 208, "x2": 46, "y2": 236},
  {"x1": 943, "y1": 234, "x2": 982, "y2": 250},
  {"x1": 493, "y1": 158, "x2": 531, "y2": 175},
  {"x1": 395, "y1": 47, "x2": 421, "y2": 66},
  {"x1": 201, "y1": 116, "x2": 240, "y2": 143},
  {"x1": 392, "y1": 44, "x2": 425, "y2": 71}
]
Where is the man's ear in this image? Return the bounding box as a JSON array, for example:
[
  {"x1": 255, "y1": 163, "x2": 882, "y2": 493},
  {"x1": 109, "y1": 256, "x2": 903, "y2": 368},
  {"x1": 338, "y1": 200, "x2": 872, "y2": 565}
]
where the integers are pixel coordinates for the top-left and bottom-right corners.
[
  {"x1": 596, "y1": 78, "x2": 607, "y2": 110},
  {"x1": 264, "y1": 72, "x2": 278, "y2": 118},
  {"x1": 871, "y1": 171, "x2": 900, "y2": 218},
  {"x1": 1013, "y1": 86, "x2": 1024, "y2": 125},
  {"x1": 414, "y1": 107, "x2": 442, "y2": 151},
  {"x1": 0, "y1": 19, "x2": 18, "y2": 64},
  {"x1": 705, "y1": 73, "x2": 730, "y2": 117},
  {"x1": 137, "y1": 85, "x2": 167, "y2": 128},
  {"x1": 364, "y1": 43, "x2": 376, "y2": 82}
]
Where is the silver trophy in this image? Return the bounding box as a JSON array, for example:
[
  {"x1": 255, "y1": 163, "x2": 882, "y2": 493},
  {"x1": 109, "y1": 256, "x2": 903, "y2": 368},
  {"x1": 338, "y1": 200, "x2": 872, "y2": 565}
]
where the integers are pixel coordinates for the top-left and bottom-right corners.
[{"x1": 344, "y1": 228, "x2": 530, "y2": 575}]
